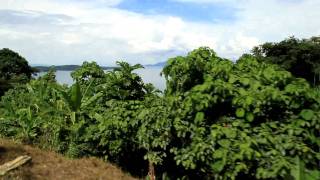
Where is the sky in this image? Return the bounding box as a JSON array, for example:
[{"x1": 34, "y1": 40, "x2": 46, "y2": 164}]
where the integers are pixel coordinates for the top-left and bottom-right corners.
[{"x1": 0, "y1": 0, "x2": 319, "y2": 66}]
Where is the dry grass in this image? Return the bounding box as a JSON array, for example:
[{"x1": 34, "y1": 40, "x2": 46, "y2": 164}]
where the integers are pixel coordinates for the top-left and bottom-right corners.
[{"x1": 0, "y1": 138, "x2": 136, "y2": 180}]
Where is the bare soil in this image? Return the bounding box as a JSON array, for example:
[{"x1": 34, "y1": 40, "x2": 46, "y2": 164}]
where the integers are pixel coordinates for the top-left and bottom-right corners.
[{"x1": 0, "y1": 138, "x2": 136, "y2": 180}]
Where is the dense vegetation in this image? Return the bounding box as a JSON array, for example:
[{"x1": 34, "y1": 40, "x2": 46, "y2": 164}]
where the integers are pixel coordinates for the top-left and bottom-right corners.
[
  {"x1": 0, "y1": 48, "x2": 36, "y2": 96},
  {"x1": 252, "y1": 36, "x2": 320, "y2": 86},
  {"x1": 0, "y1": 37, "x2": 320, "y2": 179}
]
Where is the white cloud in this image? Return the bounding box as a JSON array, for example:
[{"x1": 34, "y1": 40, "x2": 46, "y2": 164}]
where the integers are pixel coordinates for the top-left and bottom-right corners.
[{"x1": 0, "y1": 0, "x2": 319, "y2": 65}]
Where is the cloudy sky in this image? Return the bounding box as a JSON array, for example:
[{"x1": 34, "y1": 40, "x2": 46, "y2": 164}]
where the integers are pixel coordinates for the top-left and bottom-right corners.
[{"x1": 0, "y1": 0, "x2": 319, "y2": 66}]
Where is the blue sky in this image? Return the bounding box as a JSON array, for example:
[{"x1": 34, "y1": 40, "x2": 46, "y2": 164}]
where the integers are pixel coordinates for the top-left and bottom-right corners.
[
  {"x1": 117, "y1": 0, "x2": 237, "y2": 23},
  {"x1": 0, "y1": 0, "x2": 319, "y2": 65}
]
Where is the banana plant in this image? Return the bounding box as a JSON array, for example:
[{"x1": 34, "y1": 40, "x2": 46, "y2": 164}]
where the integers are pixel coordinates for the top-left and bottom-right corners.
[
  {"x1": 55, "y1": 81, "x2": 103, "y2": 157},
  {"x1": 16, "y1": 106, "x2": 40, "y2": 143},
  {"x1": 56, "y1": 81, "x2": 102, "y2": 124},
  {"x1": 287, "y1": 157, "x2": 320, "y2": 180}
]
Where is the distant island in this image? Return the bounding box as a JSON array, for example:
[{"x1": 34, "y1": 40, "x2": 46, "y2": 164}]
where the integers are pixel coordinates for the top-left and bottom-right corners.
[
  {"x1": 145, "y1": 61, "x2": 167, "y2": 67},
  {"x1": 33, "y1": 65, "x2": 116, "y2": 72},
  {"x1": 33, "y1": 61, "x2": 167, "y2": 72}
]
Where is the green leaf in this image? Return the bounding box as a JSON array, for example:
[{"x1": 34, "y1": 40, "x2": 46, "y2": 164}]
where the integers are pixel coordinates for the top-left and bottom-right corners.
[
  {"x1": 82, "y1": 92, "x2": 102, "y2": 108},
  {"x1": 70, "y1": 82, "x2": 82, "y2": 111},
  {"x1": 94, "y1": 113, "x2": 104, "y2": 122},
  {"x1": 223, "y1": 128, "x2": 237, "y2": 139},
  {"x1": 300, "y1": 109, "x2": 314, "y2": 121},
  {"x1": 245, "y1": 112, "x2": 254, "y2": 122},
  {"x1": 236, "y1": 108, "x2": 245, "y2": 118},
  {"x1": 306, "y1": 170, "x2": 320, "y2": 180},
  {"x1": 211, "y1": 160, "x2": 225, "y2": 172},
  {"x1": 71, "y1": 111, "x2": 76, "y2": 124},
  {"x1": 195, "y1": 112, "x2": 205, "y2": 123},
  {"x1": 288, "y1": 156, "x2": 320, "y2": 180},
  {"x1": 241, "y1": 78, "x2": 250, "y2": 85},
  {"x1": 218, "y1": 139, "x2": 231, "y2": 148},
  {"x1": 291, "y1": 156, "x2": 305, "y2": 180},
  {"x1": 245, "y1": 96, "x2": 254, "y2": 105},
  {"x1": 213, "y1": 149, "x2": 225, "y2": 158}
]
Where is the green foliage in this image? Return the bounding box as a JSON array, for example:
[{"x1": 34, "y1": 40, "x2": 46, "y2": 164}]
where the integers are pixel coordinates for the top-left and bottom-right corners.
[
  {"x1": 71, "y1": 61, "x2": 105, "y2": 86},
  {"x1": 0, "y1": 48, "x2": 34, "y2": 80},
  {"x1": 159, "y1": 50, "x2": 320, "y2": 179},
  {"x1": 287, "y1": 157, "x2": 320, "y2": 180},
  {"x1": 0, "y1": 48, "x2": 36, "y2": 96},
  {"x1": 162, "y1": 47, "x2": 222, "y2": 95},
  {"x1": 100, "y1": 61, "x2": 150, "y2": 100},
  {"x1": 252, "y1": 36, "x2": 320, "y2": 86},
  {"x1": 1, "y1": 47, "x2": 320, "y2": 179}
]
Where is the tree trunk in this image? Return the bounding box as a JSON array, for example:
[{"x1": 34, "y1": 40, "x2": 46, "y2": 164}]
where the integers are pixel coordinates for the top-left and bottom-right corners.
[{"x1": 148, "y1": 161, "x2": 155, "y2": 180}]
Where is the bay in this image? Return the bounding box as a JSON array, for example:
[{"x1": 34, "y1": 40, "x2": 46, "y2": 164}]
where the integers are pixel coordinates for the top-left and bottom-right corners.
[{"x1": 36, "y1": 67, "x2": 166, "y2": 91}]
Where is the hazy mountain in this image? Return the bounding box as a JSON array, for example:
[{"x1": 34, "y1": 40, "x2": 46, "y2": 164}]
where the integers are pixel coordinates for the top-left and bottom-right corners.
[{"x1": 145, "y1": 61, "x2": 167, "y2": 67}]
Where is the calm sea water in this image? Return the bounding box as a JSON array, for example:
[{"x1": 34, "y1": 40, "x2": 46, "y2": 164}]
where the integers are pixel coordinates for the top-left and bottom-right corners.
[{"x1": 37, "y1": 67, "x2": 166, "y2": 91}]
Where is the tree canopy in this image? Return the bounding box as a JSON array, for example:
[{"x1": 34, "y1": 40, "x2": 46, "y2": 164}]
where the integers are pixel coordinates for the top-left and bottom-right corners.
[
  {"x1": 252, "y1": 36, "x2": 320, "y2": 86},
  {"x1": 0, "y1": 48, "x2": 35, "y2": 96}
]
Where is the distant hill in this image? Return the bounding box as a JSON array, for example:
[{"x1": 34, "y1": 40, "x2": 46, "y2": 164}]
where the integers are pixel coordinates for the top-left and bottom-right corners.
[
  {"x1": 33, "y1": 62, "x2": 166, "y2": 72},
  {"x1": 33, "y1": 65, "x2": 115, "y2": 72},
  {"x1": 145, "y1": 61, "x2": 167, "y2": 67}
]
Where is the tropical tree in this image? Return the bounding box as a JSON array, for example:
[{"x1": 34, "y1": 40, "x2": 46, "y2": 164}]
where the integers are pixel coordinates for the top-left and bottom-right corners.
[
  {"x1": 0, "y1": 48, "x2": 36, "y2": 96},
  {"x1": 252, "y1": 36, "x2": 320, "y2": 86},
  {"x1": 156, "y1": 48, "x2": 320, "y2": 179},
  {"x1": 162, "y1": 47, "x2": 223, "y2": 95},
  {"x1": 100, "y1": 61, "x2": 151, "y2": 100},
  {"x1": 71, "y1": 61, "x2": 105, "y2": 88}
]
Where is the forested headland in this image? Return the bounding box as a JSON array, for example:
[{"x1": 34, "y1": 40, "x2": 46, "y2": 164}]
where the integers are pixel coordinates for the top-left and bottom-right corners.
[{"x1": 33, "y1": 65, "x2": 115, "y2": 72}]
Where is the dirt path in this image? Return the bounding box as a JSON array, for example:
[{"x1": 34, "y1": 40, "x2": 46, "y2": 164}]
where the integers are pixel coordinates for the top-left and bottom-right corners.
[{"x1": 0, "y1": 138, "x2": 136, "y2": 180}]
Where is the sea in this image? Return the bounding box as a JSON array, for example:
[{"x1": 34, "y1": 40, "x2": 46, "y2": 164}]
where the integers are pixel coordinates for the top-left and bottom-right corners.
[{"x1": 36, "y1": 66, "x2": 166, "y2": 91}]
